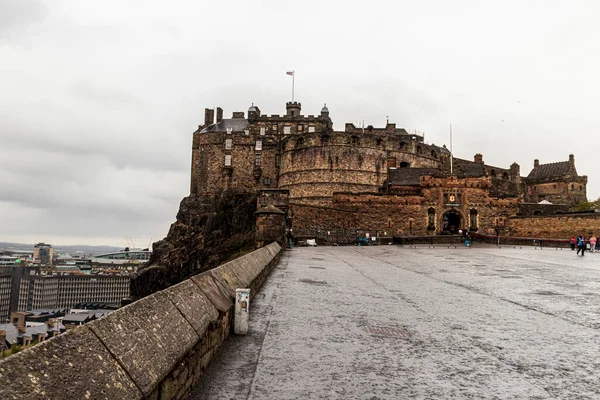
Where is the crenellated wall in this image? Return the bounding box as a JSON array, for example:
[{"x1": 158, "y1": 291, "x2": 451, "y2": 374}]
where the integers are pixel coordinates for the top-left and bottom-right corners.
[{"x1": 0, "y1": 242, "x2": 282, "y2": 400}]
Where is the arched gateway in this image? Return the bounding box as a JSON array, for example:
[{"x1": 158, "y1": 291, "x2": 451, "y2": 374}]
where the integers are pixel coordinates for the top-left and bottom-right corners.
[{"x1": 442, "y1": 210, "x2": 463, "y2": 234}]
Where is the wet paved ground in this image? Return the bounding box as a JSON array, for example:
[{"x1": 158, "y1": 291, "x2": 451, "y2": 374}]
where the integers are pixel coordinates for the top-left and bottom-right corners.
[{"x1": 192, "y1": 246, "x2": 600, "y2": 400}]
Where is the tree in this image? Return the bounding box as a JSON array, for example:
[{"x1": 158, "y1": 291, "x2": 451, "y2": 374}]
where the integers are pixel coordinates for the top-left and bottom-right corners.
[{"x1": 576, "y1": 197, "x2": 600, "y2": 211}]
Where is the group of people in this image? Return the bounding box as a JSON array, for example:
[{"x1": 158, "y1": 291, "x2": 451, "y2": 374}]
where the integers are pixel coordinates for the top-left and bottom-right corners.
[{"x1": 570, "y1": 235, "x2": 598, "y2": 256}]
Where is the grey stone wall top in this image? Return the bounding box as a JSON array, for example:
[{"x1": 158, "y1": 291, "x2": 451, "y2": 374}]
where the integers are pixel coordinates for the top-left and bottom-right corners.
[
  {"x1": 165, "y1": 279, "x2": 218, "y2": 335},
  {"x1": 87, "y1": 290, "x2": 199, "y2": 396},
  {"x1": 0, "y1": 326, "x2": 142, "y2": 400}
]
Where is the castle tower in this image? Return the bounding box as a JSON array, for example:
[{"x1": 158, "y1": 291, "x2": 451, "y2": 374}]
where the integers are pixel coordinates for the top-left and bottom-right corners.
[
  {"x1": 286, "y1": 102, "x2": 301, "y2": 117},
  {"x1": 248, "y1": 104, "x2": 261, "y2": 122},
  {"x1": 320, "y1": 103, "x2": 329, "y2": 119}
]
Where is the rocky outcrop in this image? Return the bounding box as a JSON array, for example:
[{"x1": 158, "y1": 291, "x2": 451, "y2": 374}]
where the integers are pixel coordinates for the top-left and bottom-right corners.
[{"x1": 131, "y1": 190, "x2": 258, "y2": 299}]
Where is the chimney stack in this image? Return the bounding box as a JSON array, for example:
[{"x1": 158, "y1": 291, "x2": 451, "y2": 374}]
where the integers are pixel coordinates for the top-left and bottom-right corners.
[
  {"x1": 216, "y1": 107, "x2": 223, "y2": 123},
  {"x1": 534, "y1": 159, "x2": 539, "y2": 168},
  {"x1": 204, "y1": 108, "x2": 214, "y2": 125},
  {"x1": 569, "y1": 154, "x2": 575, "y2": 169},
  {"x1": 474, "y1": 153, "x2": 483, "y2": 164}
]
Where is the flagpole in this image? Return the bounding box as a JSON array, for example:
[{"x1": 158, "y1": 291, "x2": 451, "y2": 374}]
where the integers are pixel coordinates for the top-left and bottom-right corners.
[
  {"x1": 292, "y1": 70, "x2": 295, "y2": 102},
  {"x1": 450, "y1": 124, "x2": 453, "y2": 174}
]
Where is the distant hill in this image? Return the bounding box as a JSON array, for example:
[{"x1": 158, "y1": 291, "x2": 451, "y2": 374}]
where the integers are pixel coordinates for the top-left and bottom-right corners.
[{"x1": 0, "y1": 242, "x2": 123, "y2": 256}]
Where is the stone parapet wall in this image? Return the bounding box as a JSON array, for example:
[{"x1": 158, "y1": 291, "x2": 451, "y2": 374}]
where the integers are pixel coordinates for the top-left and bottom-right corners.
[
  {"x1": 0, "y1": 242, "x2": 282, "y2": 400},
  {"x1": 508, "y1": 212, "x2": 600, "y2": 239}
]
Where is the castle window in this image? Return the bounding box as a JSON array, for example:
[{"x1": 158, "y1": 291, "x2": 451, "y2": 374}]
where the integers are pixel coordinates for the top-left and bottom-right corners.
[
  {"x1": 416, "y1": 146, "x2": 422, "y2": 154},
  {"x1": 226, "y1": 127, "x2": 232, "y2": 134},
  {"x1": 254, "y1": 154, "x2": 261, "y2": 167},
  {"x1": 224, "y1": 155, "x2": 232, "y2": 166},
  {"x1": 260, "y1": 127, "x2": 266, "y2": 136},
  {"x1": 470, "y1": 209, "x2": 478, "y2": 229},
  {"x1": 503, "y1": 172, "x2": 509, "y2": 179},
  {"x1": 431, "y1": 150, "x2": 437, "y2": 158},
  {"x1": 400, "y1": 141, "x2": 408, "y2": 150},
  {"x1": 244, "y1": 129, "x2": 250, "y2": 136},
  {"x1": 225, "y1": 138, "x2": 232, "y2": 150},
  {"x1": 296, "y1": 137, "x2": 304, "y2": 147},
  {"x1": 308, "y1": 126, "x2": 315, "y2": 133},
  {"x1": 427, "y1": 208, "x2": 435, "y2": 229},
  {"x1": 255, "y1": 140, "x2": 262, "y2": 151},
  {"x1": 298, "y1": 124, "x2": 303, "y2": 132},
  {"x1": 400, "y1": 161, "x2": 410, "y2": 168},
  {"x1": 491, "y1": 169, "x2": 496, "y2": 177},
  {"x1": 283, "y1": 126, "x2": 291, "y2": 135},
  {"x1": 263, "y1": 177, "x2": 272, "y2": 186},
  {"x1": 377, "y1": 139, "x2": 383, "y2": 146},
  {"x1": 351, "y1": 136, "x2": 359, "y2": 144},
  {"x1": 579, "y1": 185, "x2": 582, "y2": 191},
  {"x1": 272, "y1": 124, "x2": 278, "y2": 132},
  {"x1": 571, "y1": 184, "x2": 575, "y2": 190}
]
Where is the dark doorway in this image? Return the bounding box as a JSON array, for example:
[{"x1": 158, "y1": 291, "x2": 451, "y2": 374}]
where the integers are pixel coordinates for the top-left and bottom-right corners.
[{"x1": 442, "y1": 210, "x2": 462, "y2": 234}]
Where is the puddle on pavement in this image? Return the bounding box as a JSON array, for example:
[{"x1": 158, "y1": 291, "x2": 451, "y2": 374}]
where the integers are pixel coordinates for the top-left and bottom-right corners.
[
  {"x1": 533, "y1": 290, "x2": 561, "y2": 296},
  {"x1": 299, "y1": 278, "x2": 328, "y2": 285},
  {"x1": 309, "y1": 266, "x2": 326, "y2": 269}
]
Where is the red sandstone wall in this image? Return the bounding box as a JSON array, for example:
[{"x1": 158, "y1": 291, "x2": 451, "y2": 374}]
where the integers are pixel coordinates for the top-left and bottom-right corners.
[{"x1": 508, "y1": 213, "x2": 600, "y2": 239}]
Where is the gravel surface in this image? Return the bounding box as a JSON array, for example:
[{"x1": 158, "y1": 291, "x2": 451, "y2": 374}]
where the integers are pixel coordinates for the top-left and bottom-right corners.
[{"x1": 191, "y1": 246, "x2": 600, "y2": 400}]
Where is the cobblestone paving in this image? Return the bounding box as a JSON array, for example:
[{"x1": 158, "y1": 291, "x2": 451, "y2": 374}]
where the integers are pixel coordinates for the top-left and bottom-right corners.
[{"x1": 192, "y1": 246, "x2": 600, "y2": 400}]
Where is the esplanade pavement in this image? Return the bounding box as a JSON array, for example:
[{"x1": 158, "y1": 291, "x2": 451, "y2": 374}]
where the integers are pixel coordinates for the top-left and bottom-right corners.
[{"x1": 193, "y1": 245, "x2": 600, "y2": 400}]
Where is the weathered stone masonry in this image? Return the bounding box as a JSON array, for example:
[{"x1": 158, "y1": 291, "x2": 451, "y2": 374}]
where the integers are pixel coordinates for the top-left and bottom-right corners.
[{"x1": 191, "y1": 101, "x2": 591, "y2": 239}]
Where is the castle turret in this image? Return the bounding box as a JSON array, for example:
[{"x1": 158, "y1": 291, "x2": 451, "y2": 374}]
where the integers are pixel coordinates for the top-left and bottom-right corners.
[
  {"x1": 286, "y1": 102, "x2": 301, "y2": 117},
  {"x1": 320, "y1": 103, "x2": 329, "y2": 119},
  {"x1": 474, "y1": 153, "x2": 483, "y2": 164},
  {"x1": 248, "y1": 104, "x2": 260, "y2": 122}
]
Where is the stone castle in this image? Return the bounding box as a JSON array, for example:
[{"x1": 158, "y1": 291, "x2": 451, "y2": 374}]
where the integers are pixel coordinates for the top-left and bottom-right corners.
[{"x1": 191, "y1": 102, "x2": 588, "y2": 240}]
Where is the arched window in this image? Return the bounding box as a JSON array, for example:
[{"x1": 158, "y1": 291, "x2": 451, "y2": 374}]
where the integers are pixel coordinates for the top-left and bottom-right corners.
[
  {"x1": 351, "y1": 136, "x2": 359, "y2": 145},
  {"x1": 376, "y1": 138, "x2": 383, "y2": 146},
  {"x1": 400, "y1": 141, "x2": 408, "y2": 150},
  {"x1": 502, "y1": 172, "x2": 509, "y2": 179},
  {"x1": 400, "y1": 161, "x2": 410, "y2": 168},
  {"x1": 431, "y1": 150, "x2": 437, "y2": 158},
  {"x1": 416, "y1": 146, "x2": 422, "y2": 154},
  {"x1": 491, "y1": 169, "x2": 496, "y2": 177}
]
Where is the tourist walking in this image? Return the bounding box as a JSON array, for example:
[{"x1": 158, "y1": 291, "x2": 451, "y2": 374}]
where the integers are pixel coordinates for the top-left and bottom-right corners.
[
  {"x1": 576, "y1": 235, "x2": 586, "y2": 256},
  {"x1": 590, "y1": 235, "x2": 597, "y2": 253},
  {"x1": 570, "y1": 236, "x2": 576, "y2": 251},
  {"x1": 596, "y1": 237, "x2": 600, "y2": 252}
]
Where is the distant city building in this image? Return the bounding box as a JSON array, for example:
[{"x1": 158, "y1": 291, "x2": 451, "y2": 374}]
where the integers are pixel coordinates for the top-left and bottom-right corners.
[
  {"x1": 33, "y1": 243, "x2": 54, "y2": 266},
  {"x1": 0, "y1": 265, "x2": 130, "y2": 322},
  {"x1": 0, "y1": 275, "x2": 11, "y2": 323},
  {"x1": 0, "y1": 256, "x2": 19, "y2": 267},
  {"x1": 0, "y1": 311, "x2": 65, "y2": 352}
]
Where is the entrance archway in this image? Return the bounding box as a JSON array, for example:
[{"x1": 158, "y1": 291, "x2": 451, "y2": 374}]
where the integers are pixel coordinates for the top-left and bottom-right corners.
[{"x1": 442, "y1": 210, "x2": 462, "y2": 234}]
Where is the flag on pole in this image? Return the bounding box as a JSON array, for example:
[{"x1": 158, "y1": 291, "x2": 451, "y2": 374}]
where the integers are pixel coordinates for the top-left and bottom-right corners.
[{"x1": 286, "y1": 71, "x2": 294, "y2": 76}]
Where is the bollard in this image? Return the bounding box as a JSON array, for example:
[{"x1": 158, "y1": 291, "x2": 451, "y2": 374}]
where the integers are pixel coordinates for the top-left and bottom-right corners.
[{"x1": 235, "y1": 288, "x2": 251, "y2": 335}]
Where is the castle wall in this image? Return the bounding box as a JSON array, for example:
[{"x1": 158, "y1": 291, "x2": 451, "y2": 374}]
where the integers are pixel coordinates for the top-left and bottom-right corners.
[
  {"x1": 192, "y1": 132, "x2": 279, "y2": 195},
  {"x1": 508, "y1": 212, "x2": 600, "y2": 239},
  {"x1": 278, "y1": 132, "x2": 441, "y2": 201},
  {"x1": 527, "y1": 180, "x2": 587, "y2": 206},
  {"x1": 289, "y1": 176, "x2": 519, "y2": 237}
]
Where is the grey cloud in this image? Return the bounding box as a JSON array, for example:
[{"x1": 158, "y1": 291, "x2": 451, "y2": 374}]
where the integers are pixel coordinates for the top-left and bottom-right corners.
[{"x1": 0, "y1": 0, "x2": 49, "y2": 39}]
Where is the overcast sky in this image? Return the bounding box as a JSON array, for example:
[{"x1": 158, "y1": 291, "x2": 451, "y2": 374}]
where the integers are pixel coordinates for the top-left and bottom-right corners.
[{"x1": 1, "y1": 0, "x2": 599, "y2": 246}]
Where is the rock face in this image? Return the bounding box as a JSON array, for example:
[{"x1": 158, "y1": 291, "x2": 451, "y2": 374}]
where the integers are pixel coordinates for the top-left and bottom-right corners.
[{"x1": 131, "y1": 190, "x2": 257, "y2": 299}]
